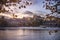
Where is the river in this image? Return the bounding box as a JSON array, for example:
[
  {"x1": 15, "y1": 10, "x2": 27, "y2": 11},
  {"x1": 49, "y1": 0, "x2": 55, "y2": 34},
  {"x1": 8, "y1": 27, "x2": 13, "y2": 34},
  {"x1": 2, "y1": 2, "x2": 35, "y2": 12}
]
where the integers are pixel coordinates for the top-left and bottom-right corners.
[{"x1": 0, "y1": 29, "x2": 60, "y2": 40}]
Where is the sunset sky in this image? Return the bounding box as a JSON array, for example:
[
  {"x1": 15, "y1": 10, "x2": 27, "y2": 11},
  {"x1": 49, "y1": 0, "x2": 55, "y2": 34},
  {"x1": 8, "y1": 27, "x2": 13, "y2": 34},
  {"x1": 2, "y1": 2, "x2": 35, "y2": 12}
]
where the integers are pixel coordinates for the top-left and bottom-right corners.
[
  {"x1": 18, "y1": 0, "x2": 51, "y2": 14},
  {"x1": 2, "y1": 0, "x2": 60, "y2": 18},
  {"x1": 5, "y1": 0, "x2": 53, "y2": 14}
]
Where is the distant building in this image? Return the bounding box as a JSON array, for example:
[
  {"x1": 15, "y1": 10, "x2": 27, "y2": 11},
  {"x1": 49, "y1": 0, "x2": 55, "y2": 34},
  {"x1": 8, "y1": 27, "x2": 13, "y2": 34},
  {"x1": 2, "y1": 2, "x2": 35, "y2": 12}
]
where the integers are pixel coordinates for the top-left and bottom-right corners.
[
  {"x1": 43, "y1": 16, "x2": 59, "y2": 27},
  {"x1": 46, "y1": 16, "x2": 56, "y2": 21}
]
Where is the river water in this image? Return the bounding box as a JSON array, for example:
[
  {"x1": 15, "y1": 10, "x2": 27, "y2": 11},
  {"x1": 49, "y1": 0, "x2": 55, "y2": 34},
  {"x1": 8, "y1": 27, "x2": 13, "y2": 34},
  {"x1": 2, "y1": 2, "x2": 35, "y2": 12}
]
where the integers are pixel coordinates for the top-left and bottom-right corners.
[{"x1": 0, "y1": 29, "x2": 60, "y2": 40}]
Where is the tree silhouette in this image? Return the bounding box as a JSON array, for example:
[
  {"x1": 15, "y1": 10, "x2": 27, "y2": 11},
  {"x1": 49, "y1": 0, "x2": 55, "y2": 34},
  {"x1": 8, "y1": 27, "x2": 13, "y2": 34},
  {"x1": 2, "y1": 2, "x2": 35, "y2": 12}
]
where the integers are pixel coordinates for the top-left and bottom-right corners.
[
  {"x1": 43, "y1": 0, "x2": 60, "y2": 14},
  {"x1": 0, "y1": 0, "x2": 32, "y2": 13},
  {"x1": 0, "y1": 16, "x2": 8, "y2": 27}
]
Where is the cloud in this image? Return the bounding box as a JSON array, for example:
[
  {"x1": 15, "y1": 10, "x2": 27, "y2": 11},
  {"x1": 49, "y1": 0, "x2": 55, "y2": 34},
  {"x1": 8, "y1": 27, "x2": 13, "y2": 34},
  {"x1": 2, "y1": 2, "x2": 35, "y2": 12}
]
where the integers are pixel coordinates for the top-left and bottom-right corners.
[{"x1": 23, "y1": 11, "x2": 33, "y2": 15}]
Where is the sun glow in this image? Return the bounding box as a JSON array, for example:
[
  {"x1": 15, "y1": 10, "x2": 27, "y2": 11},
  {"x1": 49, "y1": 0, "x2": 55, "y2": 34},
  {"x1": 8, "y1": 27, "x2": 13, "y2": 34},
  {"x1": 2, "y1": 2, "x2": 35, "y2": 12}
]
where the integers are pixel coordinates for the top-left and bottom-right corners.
[
  {"x1": 0, "y1": 13, "x2": 13, "y2": 18},
  {"x1": 15, "y1": 13, "x2": 33, "y2": 19},
  {"x1": 0, "y1": 13, "x2": 33, "y2": 19}
]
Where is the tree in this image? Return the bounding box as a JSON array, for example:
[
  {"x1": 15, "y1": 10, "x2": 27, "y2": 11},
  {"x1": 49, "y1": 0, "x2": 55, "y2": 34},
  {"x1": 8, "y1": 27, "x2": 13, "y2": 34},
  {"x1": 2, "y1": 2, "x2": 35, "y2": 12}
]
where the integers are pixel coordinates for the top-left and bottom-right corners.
[
  {"x1": 0, "y1": 16, "x2": 8, "y2": 27},
  {"x1": 43, "y1": 0, "x2": 60, "y2": 14},
  {"x1": 0, "y1": 0, "x2": 32, "y2": 13},
  {"x1": 43, "y1": 0, "x2": 60, "y2": 27}
]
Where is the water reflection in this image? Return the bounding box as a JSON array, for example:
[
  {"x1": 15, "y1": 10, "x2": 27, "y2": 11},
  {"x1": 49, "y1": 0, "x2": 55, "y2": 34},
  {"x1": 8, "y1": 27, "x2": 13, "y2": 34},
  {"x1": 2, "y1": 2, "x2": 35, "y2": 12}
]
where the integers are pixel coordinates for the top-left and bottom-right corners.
[{"x1": 0, "y1": 29, "x2": 60, "y2": 40}]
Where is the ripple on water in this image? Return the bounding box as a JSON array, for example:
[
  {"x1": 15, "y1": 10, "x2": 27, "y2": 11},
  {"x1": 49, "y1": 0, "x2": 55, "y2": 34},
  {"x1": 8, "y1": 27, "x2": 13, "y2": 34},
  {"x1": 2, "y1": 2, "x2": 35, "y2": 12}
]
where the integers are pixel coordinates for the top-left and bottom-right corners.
[{"x1": 0, "y1": 30, "x2": 60, "y2": 40}]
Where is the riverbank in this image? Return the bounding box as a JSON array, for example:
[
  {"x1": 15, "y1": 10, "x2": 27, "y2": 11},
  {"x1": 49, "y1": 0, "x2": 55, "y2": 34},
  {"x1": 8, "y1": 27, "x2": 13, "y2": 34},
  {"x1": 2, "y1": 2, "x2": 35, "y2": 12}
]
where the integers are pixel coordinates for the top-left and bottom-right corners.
[{"x1": 0, "y1": 27, "x2": 60, "y2": 30}]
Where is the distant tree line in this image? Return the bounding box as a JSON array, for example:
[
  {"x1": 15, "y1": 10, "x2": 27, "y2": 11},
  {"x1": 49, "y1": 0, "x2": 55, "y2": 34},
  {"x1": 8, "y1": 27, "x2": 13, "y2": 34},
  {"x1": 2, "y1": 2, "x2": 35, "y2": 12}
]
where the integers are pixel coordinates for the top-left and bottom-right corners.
[{"x1": 0, "y1": 16, "x2": 8, "y2": 27}]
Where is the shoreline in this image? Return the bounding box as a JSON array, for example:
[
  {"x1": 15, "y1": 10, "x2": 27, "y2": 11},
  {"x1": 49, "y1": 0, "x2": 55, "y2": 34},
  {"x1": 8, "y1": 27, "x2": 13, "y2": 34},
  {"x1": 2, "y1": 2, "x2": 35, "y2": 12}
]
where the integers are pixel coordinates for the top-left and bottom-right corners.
[{"x1": 0, "y1": 27, "x2": 60, "y2": 30}]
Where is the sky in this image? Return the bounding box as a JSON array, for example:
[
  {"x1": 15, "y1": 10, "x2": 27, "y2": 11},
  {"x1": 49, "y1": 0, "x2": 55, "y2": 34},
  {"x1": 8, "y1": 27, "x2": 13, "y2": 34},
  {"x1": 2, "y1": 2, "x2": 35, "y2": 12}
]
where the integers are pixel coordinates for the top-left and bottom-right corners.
[
  {"x1": 18, "y1": 0, "x2": 51, "y2": 14},
  {"x1": 2, "y1": 0, "x2": 60, "y2": 18},
  {"x1": 5, "y1": 0, "x2": 52, "y2": 14},
  {"x1": 4, "y1": 0, "x2": 56, "y2": 15}
]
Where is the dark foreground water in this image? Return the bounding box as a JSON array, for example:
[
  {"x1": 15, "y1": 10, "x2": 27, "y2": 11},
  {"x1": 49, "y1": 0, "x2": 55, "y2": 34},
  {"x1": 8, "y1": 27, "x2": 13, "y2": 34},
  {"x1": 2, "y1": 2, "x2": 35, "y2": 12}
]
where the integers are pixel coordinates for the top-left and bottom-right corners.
[{"x1": 0, "y1": 29, "x2": 60, "y2": 40}]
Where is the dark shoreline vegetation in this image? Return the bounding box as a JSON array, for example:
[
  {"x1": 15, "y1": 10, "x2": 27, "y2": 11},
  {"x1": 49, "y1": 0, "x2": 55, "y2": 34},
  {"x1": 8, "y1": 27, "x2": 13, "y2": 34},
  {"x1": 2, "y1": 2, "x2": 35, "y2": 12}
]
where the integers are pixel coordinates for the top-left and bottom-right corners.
[
  {"x1": 0, "y1": 16, "x2": 43, "y2": 27},
  {"x1": 0, "y1": 16, "x2": 60, "y2": 27}
]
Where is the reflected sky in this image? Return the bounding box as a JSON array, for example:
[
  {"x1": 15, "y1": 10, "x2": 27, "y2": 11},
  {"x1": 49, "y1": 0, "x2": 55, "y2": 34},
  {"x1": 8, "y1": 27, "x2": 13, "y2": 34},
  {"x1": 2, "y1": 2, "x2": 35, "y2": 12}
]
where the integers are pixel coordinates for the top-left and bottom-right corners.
[{"x1": 0, "y1": 30, "x2": 60, "y2": 40}]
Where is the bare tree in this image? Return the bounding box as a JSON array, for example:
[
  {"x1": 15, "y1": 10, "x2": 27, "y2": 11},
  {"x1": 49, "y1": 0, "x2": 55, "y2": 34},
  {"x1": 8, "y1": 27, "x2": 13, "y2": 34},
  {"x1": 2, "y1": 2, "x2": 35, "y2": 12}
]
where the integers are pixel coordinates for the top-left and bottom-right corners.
[
  {"x1": 0, "y1": 0, "x2": 32, "y2": 13},
  {"x1": 43, "y1": 0, "x2": 60, "y2": 14}
]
